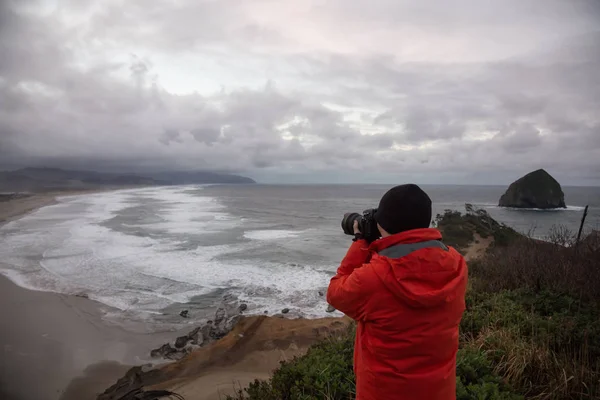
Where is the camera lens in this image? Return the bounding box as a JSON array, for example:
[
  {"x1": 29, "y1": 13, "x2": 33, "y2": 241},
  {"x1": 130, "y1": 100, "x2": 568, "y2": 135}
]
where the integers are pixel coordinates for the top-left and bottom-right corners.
[{"x1": 341, "y1": 212, "x2": 361, "y2": 235}]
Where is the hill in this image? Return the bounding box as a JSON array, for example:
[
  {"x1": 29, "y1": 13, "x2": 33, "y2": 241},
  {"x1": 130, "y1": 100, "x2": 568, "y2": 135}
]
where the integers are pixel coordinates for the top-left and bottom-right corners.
[
  {"x1": 0, "y1": 167, "x2": 255, "y2": 192},
  {"x1": 146, "y1": 170, "x2": 256, "y2": 185}
]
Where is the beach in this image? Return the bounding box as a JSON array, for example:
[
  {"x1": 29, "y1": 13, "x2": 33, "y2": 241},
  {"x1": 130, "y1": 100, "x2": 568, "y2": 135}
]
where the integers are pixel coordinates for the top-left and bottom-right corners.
[
  {"x1": 0, "y1": 193, "x2": 57, "y2": 227},
  {"x1": 0, "y1": 273, "x2": 184, "y2": 400},
  {"x1": 0, "y1": 271, "x2": 351, "y2": 400},
  {"x1": 0, "y1": 191, "x2": 180, "y2": 400},
  {"x1": 0, "y1": 189, "x2": 348, "y2": 400},
  {"x1": 0, "y1": 189, "x2": 129, "y2": 227},
  {"x1": 0, "y1": 189, "x2": 341, "y2": 400}
]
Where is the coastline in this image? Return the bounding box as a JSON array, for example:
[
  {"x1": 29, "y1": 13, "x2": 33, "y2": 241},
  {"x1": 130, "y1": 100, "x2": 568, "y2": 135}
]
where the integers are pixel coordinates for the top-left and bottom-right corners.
[
  {"x1": 0, "y1": 185, "x2": 354, "y2": 400},
  {"x1": 0, "y1": 187, "x2": 140, "y2": 228},
  {"x1": 0, "y1": 273, "x2": 185, "y2": 400},
  {"x1": 0, "y1": 267, "x2": 348, "y2": 400},
  {"x1": 0, "y1": 187, "x2": 180, "y2": 400},
  {"x1": 0, "y1": 193, "x2": 58, "y2": 227},
  {"x1": 0, "y1": 188, "x2": 347, "y2": 400}
]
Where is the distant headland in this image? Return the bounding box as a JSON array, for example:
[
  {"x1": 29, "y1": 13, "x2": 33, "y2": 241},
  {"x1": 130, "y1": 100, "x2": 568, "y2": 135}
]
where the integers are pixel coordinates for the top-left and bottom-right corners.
[{"x1": 0, "y1": 167, "x2": 256, "y2": 192}]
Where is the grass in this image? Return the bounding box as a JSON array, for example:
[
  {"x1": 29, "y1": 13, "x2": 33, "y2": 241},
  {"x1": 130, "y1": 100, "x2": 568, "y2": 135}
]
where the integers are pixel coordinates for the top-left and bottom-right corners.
[{"x1": 226, "y1": 208, "x2": 600, "y2": 400}]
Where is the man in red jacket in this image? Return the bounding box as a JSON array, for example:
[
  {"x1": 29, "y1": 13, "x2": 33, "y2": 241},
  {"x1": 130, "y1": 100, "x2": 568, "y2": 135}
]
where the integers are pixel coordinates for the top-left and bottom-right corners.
[{"x1": 327, "y1": 184, "x2": 468, "y2": 400}]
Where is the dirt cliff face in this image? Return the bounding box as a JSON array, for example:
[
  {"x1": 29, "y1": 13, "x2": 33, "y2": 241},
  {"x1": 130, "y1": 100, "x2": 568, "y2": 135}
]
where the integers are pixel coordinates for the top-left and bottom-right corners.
[
  {"x1": 97, "y1": 315, "x2": 352, "y2": 400},
  {"x1": 499, "y1": 169, "x2": 566, "y2": 209}
]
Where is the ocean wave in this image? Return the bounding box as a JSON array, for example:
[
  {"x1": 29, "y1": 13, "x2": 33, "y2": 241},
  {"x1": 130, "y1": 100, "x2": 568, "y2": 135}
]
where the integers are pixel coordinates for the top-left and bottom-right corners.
[
  {"x1": 0, "y1": 184, "x2": 334, "y2": 326},
  {"x1": 484, "y1": 205, "x2": 587, "y2": 212},
  {"x1": 243, "y1": 229, "x2": 301, "y2": 240}
]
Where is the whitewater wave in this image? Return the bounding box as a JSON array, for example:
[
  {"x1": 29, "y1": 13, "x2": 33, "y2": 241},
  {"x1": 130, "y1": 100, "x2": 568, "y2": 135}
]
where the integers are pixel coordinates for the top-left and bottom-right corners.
[
  {"x1": 0, "y1": 186, "x2": 335, "y2": 326},
  {"x1": 485, "y1": 205, "x2": 587, "y2": 212},
  {"x1": 243, "y1": 229, "x2": 301, "y2": 240}
]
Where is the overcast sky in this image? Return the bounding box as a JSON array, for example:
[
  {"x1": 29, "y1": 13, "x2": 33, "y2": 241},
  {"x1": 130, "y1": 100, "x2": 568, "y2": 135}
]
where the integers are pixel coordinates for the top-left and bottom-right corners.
[{"x1": 1, "y1": 0, "x2": 599, "y2": 185}]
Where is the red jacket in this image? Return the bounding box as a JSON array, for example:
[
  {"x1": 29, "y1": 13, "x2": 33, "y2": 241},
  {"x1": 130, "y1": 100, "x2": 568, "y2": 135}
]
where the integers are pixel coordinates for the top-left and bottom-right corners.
[{"x1": 327, "y1": 228, "x2": 467, "y2": 400}]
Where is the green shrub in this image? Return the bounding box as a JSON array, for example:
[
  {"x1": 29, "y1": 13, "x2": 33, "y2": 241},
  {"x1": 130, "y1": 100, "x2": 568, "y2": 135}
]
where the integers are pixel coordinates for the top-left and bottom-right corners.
[
  {"x1": 491, "y1": 226, "x2": 521, "y2": 247},
  {"x1": 461, "y1": 287, "x2": 600, "y2": 399},
  {"x1": 456, "y1": 348, "x2": 523, "y2": 400},
  {"x1": 226, "y1": 327, "x2": 356, "y2": 400},
  {"x1": 435, "y1": 207, "x2": 520, "y2": 251},
  {"x1": 462, "y1": 288, "x2": 600, "y2": 359},
  {"x1": 227, "y1": 329, "x2": 522, "y2": 400}
]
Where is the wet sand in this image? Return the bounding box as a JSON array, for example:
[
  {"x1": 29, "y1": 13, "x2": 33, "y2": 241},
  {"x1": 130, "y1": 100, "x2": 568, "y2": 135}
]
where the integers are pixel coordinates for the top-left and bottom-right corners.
[
  {"x1": 0, "y1": 187, "x2": 148, "y2": 228},
  {"x1": 0, "y1": 193, "x2": 57, "y2": 227},
  {"x1": 0, "y1": 271, "x2": 182, "y2": 400},
  {"x1": 0, "y1": 187, "x2": 194, "y2": 400},
  {"x1": 0, "y1": 272, "x2": 350, "y2": 400}
]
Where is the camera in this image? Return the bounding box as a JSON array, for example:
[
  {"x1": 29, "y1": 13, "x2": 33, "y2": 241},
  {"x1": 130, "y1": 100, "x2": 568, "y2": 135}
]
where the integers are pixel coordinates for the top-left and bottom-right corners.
[{"x1": 341, "y1": 208, "x2": 380, "y2": 243}]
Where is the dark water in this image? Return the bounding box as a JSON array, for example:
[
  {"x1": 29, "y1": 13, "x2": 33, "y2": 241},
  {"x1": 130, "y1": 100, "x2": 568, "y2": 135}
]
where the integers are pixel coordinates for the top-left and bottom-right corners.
[
  {"x1": 202, "y1": 184, "x2": 599, "y2": 240},
  {"x1": 0, "y1": 184, "x2": 597, "y2": 328}
]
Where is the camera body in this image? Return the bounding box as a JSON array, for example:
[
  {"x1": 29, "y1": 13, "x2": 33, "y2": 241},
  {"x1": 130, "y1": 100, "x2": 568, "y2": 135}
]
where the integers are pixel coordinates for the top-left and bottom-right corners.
[{"x1": 341, "y1": 208, "x2": 381, "y2": 243}]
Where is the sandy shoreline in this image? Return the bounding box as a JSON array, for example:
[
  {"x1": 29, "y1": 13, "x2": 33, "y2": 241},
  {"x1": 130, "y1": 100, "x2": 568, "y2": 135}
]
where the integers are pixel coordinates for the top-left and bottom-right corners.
[
  {"x1": 1, "y1": 184, "x2": 162, "y2": 224},
  {"x1": 0, "y1": 188, "x2": 183, "y2": 400},
  {"x1": 0, "y1": 188, "x2": 335, "y2": 400},
  {"x1": 0, "y1": 273, "x2": 190, "y2": 400},
  {"x1": 0, "y1": 193, "x2": 58, "y2": 227},
  {"x1": 0, "y1": 268, "x2": 347, "y2": 400},
  {"x1": 0, "y1": 188, "x2": 132, "y2": 228}
]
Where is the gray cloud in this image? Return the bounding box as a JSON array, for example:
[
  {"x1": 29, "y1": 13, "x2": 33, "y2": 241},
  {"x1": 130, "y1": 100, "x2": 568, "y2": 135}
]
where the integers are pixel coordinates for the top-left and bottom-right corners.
[
  {"x1": 190, "y1": 128, "x2": 220, "y2": 145},
  {"x1": 497, "y1": 123, "x2": 542, "y2": 153},
  {"x1": 159, "y1": 129, "x2": 183, "y2": 146},
  {"x1": 0, "y1": 0, "x2": 599, "y2": 184}
]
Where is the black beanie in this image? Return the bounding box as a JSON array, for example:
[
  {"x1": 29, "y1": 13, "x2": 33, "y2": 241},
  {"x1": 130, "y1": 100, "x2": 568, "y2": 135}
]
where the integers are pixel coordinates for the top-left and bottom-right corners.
[{"x1": 374, "y1": 184, "x2": 432, "y2": 234}]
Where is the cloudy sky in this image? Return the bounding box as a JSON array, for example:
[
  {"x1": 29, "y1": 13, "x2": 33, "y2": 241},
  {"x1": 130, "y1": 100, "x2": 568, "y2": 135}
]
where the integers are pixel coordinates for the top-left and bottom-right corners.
[{"x1": 1, "y1": 0, "x2": 599, "y2": 184}]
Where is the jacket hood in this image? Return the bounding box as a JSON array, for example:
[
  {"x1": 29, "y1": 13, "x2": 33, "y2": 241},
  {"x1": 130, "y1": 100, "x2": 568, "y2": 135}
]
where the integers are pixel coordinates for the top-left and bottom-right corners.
[{"x1": 370, "y1": 228, "x2": 467, "y2": 308}]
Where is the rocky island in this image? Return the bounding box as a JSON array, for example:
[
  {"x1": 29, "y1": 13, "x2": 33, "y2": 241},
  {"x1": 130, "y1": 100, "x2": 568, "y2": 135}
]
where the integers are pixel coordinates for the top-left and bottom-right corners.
[{"x1": 499, "y1": 169, "x2": 566, "y2": 209}]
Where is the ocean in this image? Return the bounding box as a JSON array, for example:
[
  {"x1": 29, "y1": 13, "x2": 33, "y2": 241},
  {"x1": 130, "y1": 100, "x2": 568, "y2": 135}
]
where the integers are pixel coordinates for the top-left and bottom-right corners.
[{"x1": 0, "y1": 184, "x2": 598, "y2": 331}]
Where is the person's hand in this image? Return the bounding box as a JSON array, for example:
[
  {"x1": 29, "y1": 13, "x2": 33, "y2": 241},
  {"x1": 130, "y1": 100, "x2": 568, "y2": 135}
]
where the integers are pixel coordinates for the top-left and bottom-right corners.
[{"x1": 353, "y1": 220, "x2": 361, "y2": 234}]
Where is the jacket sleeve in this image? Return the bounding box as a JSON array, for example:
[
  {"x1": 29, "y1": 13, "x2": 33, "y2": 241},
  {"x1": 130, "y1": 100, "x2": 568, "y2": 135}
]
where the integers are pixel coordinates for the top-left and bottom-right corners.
[{"x1": 326, "y1": 240, "x2": 374, "y2": 321}]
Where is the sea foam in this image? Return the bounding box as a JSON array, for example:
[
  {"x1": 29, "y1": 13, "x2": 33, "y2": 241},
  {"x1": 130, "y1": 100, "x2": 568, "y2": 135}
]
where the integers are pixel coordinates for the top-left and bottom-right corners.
[
  {"x1": 243, "y1": 230, "x2": 301, "y2": 240},
  {"x1": 0, "y1": 186, "x2": 337, "y2": 325}
]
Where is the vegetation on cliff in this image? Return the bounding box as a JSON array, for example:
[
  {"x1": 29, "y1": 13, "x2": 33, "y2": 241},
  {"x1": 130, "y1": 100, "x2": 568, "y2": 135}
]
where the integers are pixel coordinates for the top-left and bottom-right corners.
[
  {"x1": 433, "y1": 204, "x2": 521, "y2": 251},
  {"x1": 228, "y1": 208, "x2": 600, "y2": 400}
]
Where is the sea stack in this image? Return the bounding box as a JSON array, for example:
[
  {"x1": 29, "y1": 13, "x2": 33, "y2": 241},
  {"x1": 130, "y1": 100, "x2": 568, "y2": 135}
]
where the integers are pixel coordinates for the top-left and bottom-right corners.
[{"x1": 499, "y1": 169, "x2": 566, "y2": 209}]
